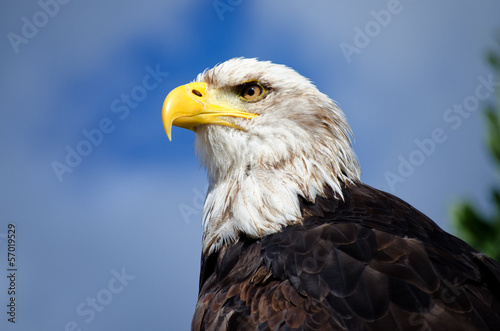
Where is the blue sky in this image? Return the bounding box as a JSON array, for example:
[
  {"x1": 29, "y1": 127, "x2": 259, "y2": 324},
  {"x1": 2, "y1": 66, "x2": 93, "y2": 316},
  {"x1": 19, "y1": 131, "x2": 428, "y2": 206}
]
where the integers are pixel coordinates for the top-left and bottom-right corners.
[{"x1": 1, "y1": 1, "x2": 499, "y2": 330}]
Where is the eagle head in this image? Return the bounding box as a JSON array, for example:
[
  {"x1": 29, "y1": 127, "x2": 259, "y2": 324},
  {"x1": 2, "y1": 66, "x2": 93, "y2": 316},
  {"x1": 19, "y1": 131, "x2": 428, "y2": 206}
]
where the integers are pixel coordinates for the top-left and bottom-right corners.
[{"x1": 163, "y1": 58, "x2": 360, "y2": 253}]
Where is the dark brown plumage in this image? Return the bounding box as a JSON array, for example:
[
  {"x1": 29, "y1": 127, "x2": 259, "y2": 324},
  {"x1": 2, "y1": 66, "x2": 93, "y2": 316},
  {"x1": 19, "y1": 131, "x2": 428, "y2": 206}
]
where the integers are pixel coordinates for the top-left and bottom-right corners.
[{"x1": 192, "y1": 183, "x2": 500, "y2": 330}]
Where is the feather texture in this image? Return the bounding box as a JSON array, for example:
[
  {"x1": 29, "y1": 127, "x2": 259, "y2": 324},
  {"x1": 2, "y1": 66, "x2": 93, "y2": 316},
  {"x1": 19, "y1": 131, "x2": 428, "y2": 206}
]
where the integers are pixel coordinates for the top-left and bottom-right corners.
[{"x1": 192, "y1": 183, "x2": 500, "y2": 330}]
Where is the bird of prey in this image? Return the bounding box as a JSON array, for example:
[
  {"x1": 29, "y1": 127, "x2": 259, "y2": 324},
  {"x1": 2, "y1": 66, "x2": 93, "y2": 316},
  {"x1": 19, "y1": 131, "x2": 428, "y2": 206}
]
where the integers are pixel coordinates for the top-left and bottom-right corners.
[{"x1": 162, "y1": 58, "x2": 500, "y2": 330}]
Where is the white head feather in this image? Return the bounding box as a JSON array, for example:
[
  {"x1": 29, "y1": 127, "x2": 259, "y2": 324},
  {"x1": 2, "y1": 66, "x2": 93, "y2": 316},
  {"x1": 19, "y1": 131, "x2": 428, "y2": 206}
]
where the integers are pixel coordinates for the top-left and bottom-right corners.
[{"x1": 192, "y1": 58, "x2": 360, "y2": 254}]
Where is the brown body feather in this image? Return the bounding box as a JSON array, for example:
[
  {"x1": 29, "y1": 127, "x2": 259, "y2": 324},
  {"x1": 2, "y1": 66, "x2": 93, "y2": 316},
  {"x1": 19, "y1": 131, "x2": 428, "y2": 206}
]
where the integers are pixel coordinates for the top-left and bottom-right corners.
[{"x1": 192, "y1": 183, "x2": 500, "y2": 330}]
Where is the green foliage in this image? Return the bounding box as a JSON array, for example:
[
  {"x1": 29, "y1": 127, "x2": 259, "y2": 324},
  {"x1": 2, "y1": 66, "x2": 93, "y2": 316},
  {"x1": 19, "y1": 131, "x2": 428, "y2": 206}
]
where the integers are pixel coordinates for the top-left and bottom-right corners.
[{"x1": 452, "y1": 42, "x2": 500, "y2": 261}]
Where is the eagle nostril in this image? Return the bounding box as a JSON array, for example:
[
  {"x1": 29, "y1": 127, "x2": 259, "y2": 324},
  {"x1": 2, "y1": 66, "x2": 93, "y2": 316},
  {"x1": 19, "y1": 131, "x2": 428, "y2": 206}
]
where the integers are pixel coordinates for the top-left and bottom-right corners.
[{"x1": 192, "y1": 89, "x2": 202, "y2": 97}]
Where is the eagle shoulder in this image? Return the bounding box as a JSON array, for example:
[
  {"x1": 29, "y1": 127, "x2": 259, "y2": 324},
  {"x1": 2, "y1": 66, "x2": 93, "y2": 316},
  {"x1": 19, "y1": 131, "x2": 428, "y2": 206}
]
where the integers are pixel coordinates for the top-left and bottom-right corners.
[{"x1": 192, "y1": 183, "x2": 500, "y2": 330}]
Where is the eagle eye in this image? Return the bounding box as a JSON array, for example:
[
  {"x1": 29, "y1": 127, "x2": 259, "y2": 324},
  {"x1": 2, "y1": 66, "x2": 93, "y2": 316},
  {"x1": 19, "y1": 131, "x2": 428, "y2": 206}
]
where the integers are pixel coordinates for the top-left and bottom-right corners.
[{"x1": 239, "y1": 82, "x2": 264, "y2": 101}]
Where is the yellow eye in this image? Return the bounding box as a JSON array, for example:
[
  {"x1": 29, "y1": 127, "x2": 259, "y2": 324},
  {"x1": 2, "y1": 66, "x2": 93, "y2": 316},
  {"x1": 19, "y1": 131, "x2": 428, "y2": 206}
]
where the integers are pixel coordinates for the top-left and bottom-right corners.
[{"x1": 240, "y1": 83, "x2": 264, "y2": 101}]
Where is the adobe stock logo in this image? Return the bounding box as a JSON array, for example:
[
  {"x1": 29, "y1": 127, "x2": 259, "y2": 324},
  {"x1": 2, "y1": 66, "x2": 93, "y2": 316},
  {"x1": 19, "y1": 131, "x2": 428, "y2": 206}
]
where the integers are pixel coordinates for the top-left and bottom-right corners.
[
  {"x1": 64, "y1": 268, "x2": 135, "y2": 331},
  {"x1": 178, "y1": 186, "x2": 207, "y2": 225},
  {"x1": 384, "y1": 74, "x2": 499, "y2": 192},
  {"x1": 7, "y1": 0, "x2": 72, "y2": 54},
  {"x1": 339, "y1": 0, "x2": 407, "y2": 64},
  {"x1": 213, "y1": 0, "x2": 244, "y2": 22},
  {"x1": 51, "y1": 64, "x2": 169, "y2": 182}
]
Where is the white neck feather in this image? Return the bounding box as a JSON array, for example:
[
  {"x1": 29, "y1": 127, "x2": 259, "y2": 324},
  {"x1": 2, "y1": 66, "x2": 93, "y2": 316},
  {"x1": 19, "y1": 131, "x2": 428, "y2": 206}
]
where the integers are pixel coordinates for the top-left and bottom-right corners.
[{"x1": 196, "y1": 118, "x2": 360, "y2": 255}]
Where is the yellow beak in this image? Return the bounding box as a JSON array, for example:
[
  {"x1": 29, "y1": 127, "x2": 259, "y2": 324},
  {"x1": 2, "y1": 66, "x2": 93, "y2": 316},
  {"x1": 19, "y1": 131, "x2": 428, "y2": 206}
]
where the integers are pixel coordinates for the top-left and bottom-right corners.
[{"x1": 162, "y1": 82, "x2": 258, "y2": 141}]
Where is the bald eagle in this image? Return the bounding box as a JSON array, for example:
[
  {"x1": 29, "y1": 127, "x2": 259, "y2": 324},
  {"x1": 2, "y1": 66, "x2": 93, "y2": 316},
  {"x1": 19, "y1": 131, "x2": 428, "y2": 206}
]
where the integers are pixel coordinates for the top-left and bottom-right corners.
[{"x1": 162, "y1": 58, "x2": 500, "y2": 330}]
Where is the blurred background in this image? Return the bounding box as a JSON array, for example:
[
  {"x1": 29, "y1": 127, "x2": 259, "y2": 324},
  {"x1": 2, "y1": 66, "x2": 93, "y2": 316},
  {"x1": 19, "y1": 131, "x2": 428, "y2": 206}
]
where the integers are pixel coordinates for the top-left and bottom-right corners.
[{"x1": 1, "y1": 1, "x2": 499, "y2": 330}]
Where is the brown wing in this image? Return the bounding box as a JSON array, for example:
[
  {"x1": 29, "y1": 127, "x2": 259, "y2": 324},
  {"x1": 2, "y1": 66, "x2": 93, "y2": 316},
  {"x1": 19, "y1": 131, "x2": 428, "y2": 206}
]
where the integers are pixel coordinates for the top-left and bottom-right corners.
[{"x1": 192, "y1": 183, "x2": 500, "y2": 330}]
